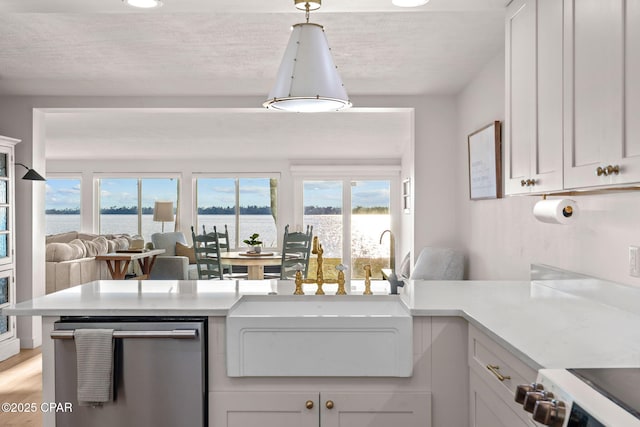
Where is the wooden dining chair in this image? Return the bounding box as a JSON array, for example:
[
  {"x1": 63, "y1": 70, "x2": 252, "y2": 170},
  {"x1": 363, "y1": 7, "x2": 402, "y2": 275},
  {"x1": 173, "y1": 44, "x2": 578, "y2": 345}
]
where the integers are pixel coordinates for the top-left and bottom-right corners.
[
  {"x1": 191, "y1": 226, "x2": 224, "y2": 280},
  {"x1": 202, "y1": 225, "x2": 248, "y2": 279},
  {"x1": 267, "y1": 225, "x2": 313, "y2": 279}
]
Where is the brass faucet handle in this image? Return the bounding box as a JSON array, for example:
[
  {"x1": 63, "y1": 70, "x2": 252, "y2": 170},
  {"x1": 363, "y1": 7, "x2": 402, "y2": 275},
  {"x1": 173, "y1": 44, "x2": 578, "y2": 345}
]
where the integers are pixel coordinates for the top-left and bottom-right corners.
[
  {"x1": 363, "y1": 264, "x2": 372, "y2": 295},
  {"x1": 335, "y1": 264, "x2": 347, "y2": 295},
  {"x1": 293, "y1": 269, "x2": 304, "y2": 295}
]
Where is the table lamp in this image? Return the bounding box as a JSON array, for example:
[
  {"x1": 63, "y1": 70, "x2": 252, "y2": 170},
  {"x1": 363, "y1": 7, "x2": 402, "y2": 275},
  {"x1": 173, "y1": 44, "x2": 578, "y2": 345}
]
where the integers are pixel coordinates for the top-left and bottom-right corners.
[{"x1": 153, "y1": 201, "x2": 174, "y2": 232}]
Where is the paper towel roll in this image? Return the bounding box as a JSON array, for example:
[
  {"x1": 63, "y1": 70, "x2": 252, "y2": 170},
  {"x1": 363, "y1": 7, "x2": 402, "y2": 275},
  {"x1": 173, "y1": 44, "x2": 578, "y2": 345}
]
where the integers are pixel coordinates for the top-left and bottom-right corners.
[{"x1": 533, "y1": 199, "x2": 579, "y2": 224}]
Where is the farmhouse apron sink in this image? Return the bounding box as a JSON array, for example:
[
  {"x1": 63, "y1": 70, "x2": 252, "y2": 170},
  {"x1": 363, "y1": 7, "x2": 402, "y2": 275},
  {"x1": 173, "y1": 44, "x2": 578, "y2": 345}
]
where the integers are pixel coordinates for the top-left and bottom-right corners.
[{"x1": 226, "y1": 294, "x2": 413, "y2": 377}]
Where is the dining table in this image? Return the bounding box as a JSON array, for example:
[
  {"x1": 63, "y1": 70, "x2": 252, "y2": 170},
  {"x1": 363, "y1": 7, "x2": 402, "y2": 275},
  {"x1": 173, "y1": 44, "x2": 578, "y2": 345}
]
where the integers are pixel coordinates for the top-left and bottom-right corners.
[{"x1": 219, "y1": 251, "x2": 283, "y2": 280}]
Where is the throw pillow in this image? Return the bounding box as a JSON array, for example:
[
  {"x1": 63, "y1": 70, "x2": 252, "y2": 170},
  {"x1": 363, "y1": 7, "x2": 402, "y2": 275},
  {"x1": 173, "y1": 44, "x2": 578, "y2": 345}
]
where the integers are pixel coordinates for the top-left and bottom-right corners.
[
  {"x1": 68, "y1": 239, "x2": 87, "y2": 259},
  {"x1": 399, "y1": 252, "x2": 411, "y2": 279},
  {"x1": 92, "y1": 236, "x2": 109, "y2": 255},
  {"x1": 46, "y1": 243, "x2": 75, "y2": 262},
  {"x1": 175, "y1": 242, "x2": 196, "y2": 264}
]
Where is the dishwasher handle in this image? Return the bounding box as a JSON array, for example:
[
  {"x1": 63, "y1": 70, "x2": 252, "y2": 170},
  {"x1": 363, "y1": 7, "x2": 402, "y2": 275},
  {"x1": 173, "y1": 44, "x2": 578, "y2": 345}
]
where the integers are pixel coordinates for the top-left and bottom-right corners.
[{"x1": 50, "y1": 329, "x2": 198, "y2": 340}]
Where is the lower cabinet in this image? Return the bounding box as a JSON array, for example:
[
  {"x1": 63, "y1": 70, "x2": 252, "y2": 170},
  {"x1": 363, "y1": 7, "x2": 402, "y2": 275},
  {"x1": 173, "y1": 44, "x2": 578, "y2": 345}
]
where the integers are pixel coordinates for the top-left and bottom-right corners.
[
  {"x1": 470, "y1": 372, "x2": 533, "y2": 427},
  {"x1": 210, "y1": 391, "x2": 431, "y2": 427},
  {"x1": 468, "y1": 324, "x2": 537, "y2": 427}
]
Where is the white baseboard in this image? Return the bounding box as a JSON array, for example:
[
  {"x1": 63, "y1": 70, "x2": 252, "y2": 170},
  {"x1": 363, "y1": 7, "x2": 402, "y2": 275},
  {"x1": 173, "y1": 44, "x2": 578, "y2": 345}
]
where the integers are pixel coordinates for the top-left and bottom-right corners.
[{"x1": 0, "y1": 337, "x2": 20, "y2": 361}]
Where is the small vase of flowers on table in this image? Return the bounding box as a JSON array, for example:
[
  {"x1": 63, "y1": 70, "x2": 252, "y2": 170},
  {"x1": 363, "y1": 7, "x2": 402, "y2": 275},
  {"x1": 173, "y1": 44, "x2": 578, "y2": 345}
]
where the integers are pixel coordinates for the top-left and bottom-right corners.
[{"x1": 243, "y1": 233, "x2": 263, "y2": 254}]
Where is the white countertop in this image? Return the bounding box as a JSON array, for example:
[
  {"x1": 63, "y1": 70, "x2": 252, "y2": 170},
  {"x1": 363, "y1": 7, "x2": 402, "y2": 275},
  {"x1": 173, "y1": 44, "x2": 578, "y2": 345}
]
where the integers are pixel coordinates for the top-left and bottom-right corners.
[{"x1": 6, "y1": 275, "x2": 640, "y2": 371}]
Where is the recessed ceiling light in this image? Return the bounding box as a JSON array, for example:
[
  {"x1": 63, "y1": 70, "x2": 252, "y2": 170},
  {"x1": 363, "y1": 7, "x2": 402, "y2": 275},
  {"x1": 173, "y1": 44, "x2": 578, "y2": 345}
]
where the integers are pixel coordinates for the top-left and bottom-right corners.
[
  {"x1": 392, "y1": 0, "x2": 429, "y2": 7},
  {"x1": 123, "y1": 0, "x2": 163, "y2": 9}
]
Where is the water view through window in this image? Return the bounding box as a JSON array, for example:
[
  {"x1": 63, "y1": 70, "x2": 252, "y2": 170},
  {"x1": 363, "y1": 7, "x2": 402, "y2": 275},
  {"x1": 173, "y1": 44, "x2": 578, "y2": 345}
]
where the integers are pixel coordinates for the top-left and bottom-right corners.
[
  {"x1": 98, "y1": 178, "x2": 178, "y2": 241},
  {"x1": 196, "y1": 177, "x2": 277, "y2": 249},
  {"x1": 45, "y1": 178, "x2": 82, "y2": 235},
  {"x1": 303, "y1": 179, "x2": 390, "y2": 280}
]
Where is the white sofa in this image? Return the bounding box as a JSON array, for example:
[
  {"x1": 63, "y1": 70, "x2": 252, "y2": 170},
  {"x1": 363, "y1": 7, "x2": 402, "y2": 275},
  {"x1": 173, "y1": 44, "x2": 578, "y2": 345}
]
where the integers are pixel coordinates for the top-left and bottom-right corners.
[{"x1": 45, "y1": 231, "x2": 133, "y2": 293}]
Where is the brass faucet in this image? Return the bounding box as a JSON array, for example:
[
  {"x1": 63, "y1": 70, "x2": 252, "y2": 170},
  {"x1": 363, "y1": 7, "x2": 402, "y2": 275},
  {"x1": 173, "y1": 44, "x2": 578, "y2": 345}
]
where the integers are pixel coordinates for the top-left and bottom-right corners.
[
  {"x1": 379, "y1": 229, "x2": 395, "y2": 272},
  {"x1": 294, "y1": 236, "x2": 346, "y2": 295}
]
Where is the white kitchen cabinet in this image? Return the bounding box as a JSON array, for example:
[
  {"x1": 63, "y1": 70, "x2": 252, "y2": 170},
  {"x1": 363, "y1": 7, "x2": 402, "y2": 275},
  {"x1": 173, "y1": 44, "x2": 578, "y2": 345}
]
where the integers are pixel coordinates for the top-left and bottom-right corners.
[
  {"x1": 504, "y1": 0, "x2": 563, "y2": 195},
  {"x1": 468, "y1": 324, "x2": 537, "y2": 427},
  {"x1": 563, "y1": 0, "x2": 640, "y2": 188},
  {"x1": 0, "y1": 136, "x2": 20, "y2": 362},
  {"x1": 470, "y1": 371, "x2": 534, "y2": 427},
  {"x1": 210, "y1": 391, "x2": 430, "y2": 427},
  {"x1": 210, "y1": 391, "x2": 318, "y2": 427}
]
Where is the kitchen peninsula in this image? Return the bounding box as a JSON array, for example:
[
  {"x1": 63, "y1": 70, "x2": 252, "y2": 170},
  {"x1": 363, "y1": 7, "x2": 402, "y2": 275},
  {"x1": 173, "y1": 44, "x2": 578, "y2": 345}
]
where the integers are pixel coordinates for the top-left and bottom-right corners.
[{"x1": 5, "y1": 267, "x2": 640, "y2": 427}]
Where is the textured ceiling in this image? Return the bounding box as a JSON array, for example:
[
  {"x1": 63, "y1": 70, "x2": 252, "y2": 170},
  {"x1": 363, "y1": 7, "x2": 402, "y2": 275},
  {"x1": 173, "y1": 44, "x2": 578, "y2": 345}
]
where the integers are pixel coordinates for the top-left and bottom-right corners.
[
  {"x1": 0, "y1": 0, "x2": 507, "y2": 97},
  {"x1": 1, "y1": 0, "x2": 507, "y2": 160}
]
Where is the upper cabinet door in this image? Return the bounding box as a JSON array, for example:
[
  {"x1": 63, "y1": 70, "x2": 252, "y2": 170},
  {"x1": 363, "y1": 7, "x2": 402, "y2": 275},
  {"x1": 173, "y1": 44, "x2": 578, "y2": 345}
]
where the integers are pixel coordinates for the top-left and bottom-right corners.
[
  {"x1": 505, "y1": 0, "x2": 563, "y2": 195},
  {"x1": 564, "y1": 0, "x2": 640, "y2": 188},
  {"x1": 0, "y1": 144, "x2": 14, "y2": 268}
]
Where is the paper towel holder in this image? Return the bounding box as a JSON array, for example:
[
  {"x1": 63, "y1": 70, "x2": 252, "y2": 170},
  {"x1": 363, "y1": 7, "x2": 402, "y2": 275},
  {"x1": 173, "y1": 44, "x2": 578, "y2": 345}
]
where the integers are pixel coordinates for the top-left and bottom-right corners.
[{"x1": 541, "y1": 194, "x2": 575, "y2": 218}]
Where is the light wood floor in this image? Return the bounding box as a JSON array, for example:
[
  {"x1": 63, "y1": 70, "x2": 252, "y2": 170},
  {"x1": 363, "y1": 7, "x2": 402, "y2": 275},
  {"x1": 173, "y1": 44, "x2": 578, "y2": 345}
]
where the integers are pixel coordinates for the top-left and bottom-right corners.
[{"x1": 0, "y1": 348, "x2": 43, "y2": 426}]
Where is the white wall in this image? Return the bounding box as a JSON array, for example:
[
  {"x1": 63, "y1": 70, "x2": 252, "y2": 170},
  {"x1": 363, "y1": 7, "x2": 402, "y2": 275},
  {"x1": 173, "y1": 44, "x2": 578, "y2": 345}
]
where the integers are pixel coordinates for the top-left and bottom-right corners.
[
  {"x1": 456, "y1": 52, "x2": 640, "y2": 286},
  {"x1": 0, "y1": 93, "x2": 461, "y2": 346}
]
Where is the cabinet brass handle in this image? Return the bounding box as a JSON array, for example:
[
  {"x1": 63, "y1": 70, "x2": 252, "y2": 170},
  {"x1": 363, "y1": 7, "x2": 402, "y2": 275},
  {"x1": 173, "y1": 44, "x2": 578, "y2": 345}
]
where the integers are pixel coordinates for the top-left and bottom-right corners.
[
  {"x1": 486, "y1": 364, "x2": 511, "y2": 382},
  {"x1": 305, "y1": 400, "x2": 314, "y2": 410},
  {"x1": 521, "y1": 180, "x2": 527, "y2": 187},
  {"x1": 607, "y1": 165, "x2": 620, "y2": 175},
  {"x1": 325, "y1": 400, "x2": 334, "y2": 409},
  {"x1": 526, "y1": 179, "x2": 535, "y2": 186},
  {"x1": 597, "y1": 166, "x2": 606, "y2": 176}
]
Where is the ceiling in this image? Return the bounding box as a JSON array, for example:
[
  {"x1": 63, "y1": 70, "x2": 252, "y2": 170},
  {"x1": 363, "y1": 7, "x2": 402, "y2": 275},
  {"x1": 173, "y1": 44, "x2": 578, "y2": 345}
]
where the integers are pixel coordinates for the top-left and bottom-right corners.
[
  {"x1": 0, "y1": 0, "x2": 507, "y2": 97},
  {"x1": 1, "y1": 0, "x2": 507, "y2": 160}
]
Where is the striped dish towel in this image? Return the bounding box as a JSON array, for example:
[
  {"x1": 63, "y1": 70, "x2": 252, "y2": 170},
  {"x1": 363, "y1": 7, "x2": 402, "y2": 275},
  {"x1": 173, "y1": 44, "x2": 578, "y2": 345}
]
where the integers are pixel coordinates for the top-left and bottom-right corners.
[{"x1": 74, "y1": 329, "x2": 114, "y2": 406}]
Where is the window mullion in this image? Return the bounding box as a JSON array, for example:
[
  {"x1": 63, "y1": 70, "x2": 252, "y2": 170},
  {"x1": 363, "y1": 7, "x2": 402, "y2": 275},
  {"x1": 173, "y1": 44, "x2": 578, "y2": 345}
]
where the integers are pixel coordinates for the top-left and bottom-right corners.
[
  {"x1": 137, "y1": 179, "x2": 143, "y2": 235},
  {"x1": 344, "y1": 179, "x2": 352, "y2": 282},
  {"x1": 235, "y1": 178, "x2": 240, "y2": 250}
]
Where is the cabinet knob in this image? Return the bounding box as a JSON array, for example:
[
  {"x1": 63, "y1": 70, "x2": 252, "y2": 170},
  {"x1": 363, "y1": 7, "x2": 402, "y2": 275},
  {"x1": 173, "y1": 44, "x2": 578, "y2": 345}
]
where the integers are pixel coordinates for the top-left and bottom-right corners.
[
  {"x1": 305, "y1": 400, "x2": 314, "y2": 410},
  {"x1": 526, "y1": 179, "x2": 536, "y2": 186},
  {"x1": 607, "y1": 165, "x2": 620, "y2": 175},
  {"x1": 523, "y1": 391, "x2": 554, "y2": 413},
  {"x1": 325, "y1": 400, "x2": 334, "y2": 409},
  {"x1": 532, "y1": 400, "x2": 565, "y2": 427},
  {"x1": 596, "y1": 166, "x2": 606, "y2": 176},
  {"x1": 521, "y1": 179, "x2": 527, "y2": 187}
]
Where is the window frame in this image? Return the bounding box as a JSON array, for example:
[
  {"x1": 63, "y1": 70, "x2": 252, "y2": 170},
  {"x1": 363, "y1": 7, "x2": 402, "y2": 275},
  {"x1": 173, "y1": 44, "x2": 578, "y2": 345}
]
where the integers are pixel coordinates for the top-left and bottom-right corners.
[
  {"x1": 193, "y1": 172, "x2": 280, "y2": 250},
  {"x1": 94, "y1": 173, "x2": 181, "y2": 237},
  {"x1": 291, "y1": 165, "x2": 401, "y2": 280}
]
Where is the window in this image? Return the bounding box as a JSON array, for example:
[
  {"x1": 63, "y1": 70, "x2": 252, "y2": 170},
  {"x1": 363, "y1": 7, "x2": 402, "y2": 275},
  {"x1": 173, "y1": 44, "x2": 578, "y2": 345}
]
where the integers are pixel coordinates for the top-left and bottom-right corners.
[
  {"x1": 196, "y1": 176, "x2": 278, "y2": 249},
  {"x1": 297, "y1": 170, "x2": 396, "y2": 281},
  {"x1": 98, "y1": 177, "x2": 178, "y2": 242},
  {"x1": 45, "y1": 178, "x2": 82, "y2": 235}
]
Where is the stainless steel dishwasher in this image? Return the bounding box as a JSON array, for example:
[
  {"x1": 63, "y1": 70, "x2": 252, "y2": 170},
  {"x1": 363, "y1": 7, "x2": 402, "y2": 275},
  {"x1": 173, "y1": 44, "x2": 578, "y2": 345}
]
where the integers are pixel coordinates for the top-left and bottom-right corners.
[{"x1": 52, "y1": 316, "x2": 207, "y2": 427}]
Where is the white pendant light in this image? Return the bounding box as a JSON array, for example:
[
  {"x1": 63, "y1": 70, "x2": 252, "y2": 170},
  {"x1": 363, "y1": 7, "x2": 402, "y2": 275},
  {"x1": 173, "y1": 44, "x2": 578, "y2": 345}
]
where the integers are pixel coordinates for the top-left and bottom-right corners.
[
  {"x1": 264, "y1": 0, "x2": 351, "y2": 112},
  {"x1": 392, "y1": 0, "x2": 429, "y2": 7},
  {"x1": 123, "y1": 0, "x2": 163, "y2": 9}
]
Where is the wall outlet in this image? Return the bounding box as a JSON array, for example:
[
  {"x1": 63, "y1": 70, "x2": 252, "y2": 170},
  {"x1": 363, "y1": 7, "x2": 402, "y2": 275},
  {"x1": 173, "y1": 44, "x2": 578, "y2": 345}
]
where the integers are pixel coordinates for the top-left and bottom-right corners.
[{"x1": 630, "y1": 246, "x2": 640, "y2": 277}]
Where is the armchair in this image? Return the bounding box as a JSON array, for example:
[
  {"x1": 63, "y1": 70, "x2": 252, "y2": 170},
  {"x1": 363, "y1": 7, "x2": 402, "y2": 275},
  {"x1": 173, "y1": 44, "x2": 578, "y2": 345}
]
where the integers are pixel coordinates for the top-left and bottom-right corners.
[{"x1": 150, "y1": 232, "x2": 199, "y2": 280}]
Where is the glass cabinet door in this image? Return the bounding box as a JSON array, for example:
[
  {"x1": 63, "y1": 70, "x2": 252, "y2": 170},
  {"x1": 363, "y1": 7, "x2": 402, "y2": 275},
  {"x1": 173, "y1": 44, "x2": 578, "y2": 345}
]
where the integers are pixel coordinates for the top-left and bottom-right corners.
[
  {"x1": 0, "y1": 269, "x2": 13, "y2": 340},
  {"x1": 0, "y1": 151, "x2": 10, "y2": 265}
]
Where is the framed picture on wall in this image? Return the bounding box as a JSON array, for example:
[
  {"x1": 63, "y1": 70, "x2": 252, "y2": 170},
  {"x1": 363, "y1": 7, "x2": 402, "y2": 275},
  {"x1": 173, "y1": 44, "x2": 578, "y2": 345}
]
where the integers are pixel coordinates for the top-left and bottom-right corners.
[{"x1": 467, "y1": 121, "x2": 502, "y2": 200}]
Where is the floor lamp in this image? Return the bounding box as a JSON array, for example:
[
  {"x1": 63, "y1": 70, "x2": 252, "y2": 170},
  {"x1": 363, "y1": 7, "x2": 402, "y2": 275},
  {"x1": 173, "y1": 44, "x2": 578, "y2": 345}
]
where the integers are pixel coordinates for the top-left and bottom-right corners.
[{"x1": 153, "y1": 201, "x2": 174, "y2": 232}]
